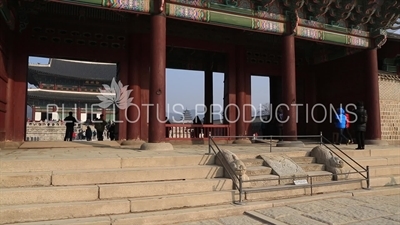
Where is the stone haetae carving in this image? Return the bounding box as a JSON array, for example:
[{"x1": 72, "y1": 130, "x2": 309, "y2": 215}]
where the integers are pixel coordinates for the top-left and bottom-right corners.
[
  {"x1": 217, "y1": 149, "x2": 249, "y2": 181},
  {"x1": 230, "y1": 158, "x2": 247, "y2": 176},
  {"x1": 310, "y1": 145, "x2": 349, "y2": 181}
]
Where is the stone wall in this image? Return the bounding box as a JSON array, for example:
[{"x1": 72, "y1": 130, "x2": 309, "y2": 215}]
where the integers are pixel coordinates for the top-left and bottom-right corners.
[
  {"x1": 26, "y1": 122, "x2": 70, "y2": 141},
  {"x1": 26, "y1": 122, "x2": 107, "y2": 141},
  {"x1": 379, "y1": 73, "x2": 400, "y2": 144}
]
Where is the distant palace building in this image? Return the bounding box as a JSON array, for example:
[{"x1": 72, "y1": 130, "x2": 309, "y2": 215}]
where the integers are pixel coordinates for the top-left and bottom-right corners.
[{"x1": 28, "y1": 58, "x2": 117, "y2": 122}]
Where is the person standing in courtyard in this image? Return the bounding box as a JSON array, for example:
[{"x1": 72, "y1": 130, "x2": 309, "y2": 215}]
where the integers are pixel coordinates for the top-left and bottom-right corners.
[
  {"x1": 85, "y1": 126, "x2": 93, "y2": 141},
  {"x1": 354, "y1": 101, "x2": 368, "y2": 150},
  {"x1": 275, "y1": 106, "x2": 284, "y2": 141},
  {"x1": 334, "y1": 107, "x2": 350, "y2": 145},
  {"x1": 344, "y1": 111, "x2": 353, "y2": 144},
  {"x1": 107, "y1": 122, "x2": 116, "y2": 141},
  {"x1": 64, "y1": 111, "x2": 78, "y2": 141},
  {"x1": 94, "y1": 114, "x2": 107, "y2": 141}
]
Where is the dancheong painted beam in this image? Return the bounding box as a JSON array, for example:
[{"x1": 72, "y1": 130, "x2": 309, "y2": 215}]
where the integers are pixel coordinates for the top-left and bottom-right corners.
[{"x1": 47, "y1": 0, "x2": 400, "y2": 49}]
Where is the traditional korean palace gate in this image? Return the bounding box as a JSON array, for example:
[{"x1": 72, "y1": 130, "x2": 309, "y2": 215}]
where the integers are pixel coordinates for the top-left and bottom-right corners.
[{"x1": 0, "y1": 0, "x2": 399, "y2": 146}]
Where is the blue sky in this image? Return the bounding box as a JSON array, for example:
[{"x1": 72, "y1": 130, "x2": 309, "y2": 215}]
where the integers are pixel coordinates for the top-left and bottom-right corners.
[{"x1": 28, "y1": 57, "x2": 270, "y2": 113}]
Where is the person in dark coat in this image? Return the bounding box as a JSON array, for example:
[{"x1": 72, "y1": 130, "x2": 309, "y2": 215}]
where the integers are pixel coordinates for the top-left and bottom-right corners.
[
  {"x1": 94, "y1": 114, "x2": 107, "y2": 141},
  {"x1": 85, "y1": 126, "x2": 93, "y2": 141},
  {"x1": 165, "y1": 117, "x2": 171, "y2": 138},
  {"x1": 108, "y1": 122, "x2": 116, "y2": 141},
  {"x1": 64, "y1": 112, "x2": 78, "y2": 141},
  {"x1": 275, "y1": 106, "x2": 284, "y2": 141},
  {"x1": 354, "y1": 101, "x2": 368, "y2": 150}
]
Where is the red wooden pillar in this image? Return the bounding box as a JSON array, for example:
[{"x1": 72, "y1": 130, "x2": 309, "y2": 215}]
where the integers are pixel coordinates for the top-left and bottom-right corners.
[
  {"x1": 4, "y1": 32, "x2": 15, "y2": 141},
  {"x1": 32, "y1": 105, "x2": 36, "y2": 121},
  {"x1": 236, "y1": 46, "x2": 246, "y2": 136},
  {"x1": 148, "y1": 9, "x2": 166, "y2": 143},
  {"x1": 127, "y1": 34, "x2": 141, "y2": 140},
  {"x1": 12, "y1": 52, "x2": 28, "y2": 141},
  {"x1": 245, "y1": 67, "x2": 252, "y2": 135},
  {"x1": 204, "y1": 69, "x2": 213, "y2": 124},
  {"x1": 140, "y1": 35, "x2": 150, "y2": 141},
  {"x1": 102, "y1": 108, "x2": 107, "y2": 119},
  {"x1": 364, "y1": 48, "x2": 382, "y2": 141},
  {"x1": 225, "y1": 48, "x2": 236, "y2": 136},
  {"x1": 304, "y1": 70, "x2": 317, "y2": 135},
  {"x1": 281, "y1": 35, "x2": 297, "y2": 141},
  {"x1": 117, "y1": 58, "x2": 128, "y2": 140},
  {"x1": 76, "y1": 105, "x2": 81, "y2": 122},
  {"x1": 0, "y1": 24, "x2": 7, "y2": 142},
  {"x1": 4, "y1": 31, "x2": 27, "y2": 142}
]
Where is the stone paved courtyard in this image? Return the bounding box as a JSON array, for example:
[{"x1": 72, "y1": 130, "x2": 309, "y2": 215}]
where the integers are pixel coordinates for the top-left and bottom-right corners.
[{"x1": 174, "y1": 192, "x2": 400, "y2": 225}]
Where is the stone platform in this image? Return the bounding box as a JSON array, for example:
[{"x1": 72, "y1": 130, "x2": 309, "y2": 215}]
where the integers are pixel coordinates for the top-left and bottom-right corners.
[{"x1": 0, "y1": 141, "x2": 399, "y2": 225}]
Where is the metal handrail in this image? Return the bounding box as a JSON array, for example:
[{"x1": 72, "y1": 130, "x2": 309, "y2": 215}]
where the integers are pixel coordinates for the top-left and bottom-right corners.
[
  {"x1": 211, "y1": 134, "x2": 322, "y2": 153},
  {"x1": 319, "y1": 136, "x2": 370, "y2": 188},
  {"x1": 208, "y1": 132, "x2": 370, "y2": 202},
  {"x1": 208, "y1": 134, "x2": 243, "y2": 203}
]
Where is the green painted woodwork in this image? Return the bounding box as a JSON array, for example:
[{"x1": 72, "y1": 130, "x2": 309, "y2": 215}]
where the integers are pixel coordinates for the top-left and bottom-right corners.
[
  {"x1": 63, "y1": 0, "x2": 102, "y2": 6},
  {"x1": 209, "y1": 3, "x2": 253, "y2": 16},
  {"x1": 209, "y1": 11, "x2": 252, "y2": 28},
  {"x1": 40, "y1": 0, "x2": 389, "y2": 48},
  {"x1": 324, "y1": 24, "x2": 349, "y2": 34},
  {"x1": 323, "y1": 32, "x2": 347, "y2": 45}
]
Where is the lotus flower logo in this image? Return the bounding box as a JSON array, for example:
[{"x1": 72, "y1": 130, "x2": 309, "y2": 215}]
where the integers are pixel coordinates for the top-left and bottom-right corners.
[{"x1": 97, "y1": 78, "x2": 133, "y2": 110}]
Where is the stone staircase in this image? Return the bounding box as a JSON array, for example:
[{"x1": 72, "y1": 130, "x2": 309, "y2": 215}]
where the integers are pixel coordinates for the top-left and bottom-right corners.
[
  {"x1": 0, "y1": 146, "x2": 399, "y2": 224},
  {"x1": 235, "y1": 147, "x2": 400, "y2": 201},
  {"x1": 0, "y1": 154, "x2": 236, "y2": 224},
  {"x1": 242, "y1": 151, "x2": 331, "y2": 183}
]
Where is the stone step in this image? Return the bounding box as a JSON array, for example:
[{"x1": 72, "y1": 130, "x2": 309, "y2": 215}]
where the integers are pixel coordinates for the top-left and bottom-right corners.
[
  {"x1": 0, "y1": 178, "x2": 233, "y2": 206},
  {"x1": 244, "y1": 179, "x2": 363, "y2": 201},
  {"x1": 347, "y1": 165, "x2": 400, "y2": 179},
  {"x1": 4, "y1": 216, "x2": 112, "y2": 225},
  {"x1": 306, "y1": 171, "x2": 333, "y2": 182},
  {"x1": 297, "y1": 163, "x2": 325, "y2": 172},
  {"x1": 290, "y1": 156, "x2": 315, "y2": 164},
  {"x1": 98, "y1": 178, "x2": 233, "y2": 200},
  {"x1": 0, "y1": 199, "x2": 131, "y2": 224},
  {"x1": 7, "y1": 186, "x2": 400, "y2": 225},
  {"x1": 0, "y1": 155, "x2": 216, "y2": 173},
  {"x1": 0, "y1": 171, "x2": 52, "y2": 188},
  {"x1": 370, "y1": 149, "x2": 400, "y2": 157},
  {"x1": 107, "y1": 201, "x2": 273, "y2": 225},
  {"x1": 0, "y1": 190, "x2": 237, "y2": 224},
  {"x1": 246, "y1": 166, "x2": 272, "y2": 176},
  {"x1": 343, "y1": 156, "x2": 400, "y2": 168},
  {"x1": 247, "y1": 171, "x2": 333, "y2": 187},
  {"x1": 245, "y1": 175, "x2": 280, "y2": 187},
  {"x1": 129, "y1": 190, "x2": 236, "y2": 212},
  {"x1": 121, "y1": 154, "x2": 216, "y2": 168},
  {"x1": 367, "y1": 175, "x2": 400, "y2": 187},
  {"x1": 282, "y1": 151, "x2": 310, "y2": 158},
  {"x1": 3, "y1": 200, "x2": 276, "y2": 225},
  {"x1": 0, "y1": 185, "x2": 99, "y2": 206},
  {"x1": 334, "y1": 148, "x2": 400, "y2": 158},
  {"x1": 242, "y1": 158, "x2": 265, "y2": 167},
  {"x1": 0, "y1": 157, "x2": 122, "y2": 173},
  {"x1": 51, "y1": 165, "x2": 224, "y2": 186}
]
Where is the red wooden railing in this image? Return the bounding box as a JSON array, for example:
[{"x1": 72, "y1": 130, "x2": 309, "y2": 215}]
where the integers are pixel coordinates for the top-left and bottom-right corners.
[{"x1": 165, "y1": 124, "x2": 230, "y2": 140}]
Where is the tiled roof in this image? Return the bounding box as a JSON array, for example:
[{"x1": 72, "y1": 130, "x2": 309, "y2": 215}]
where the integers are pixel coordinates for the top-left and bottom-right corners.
[
  {"x1": 28, "y1": 58, "x2": 117, "y2": 81},
  {"x1": 27, "y1": 89, "x2": 115, "y2": 101},
  {"x1": 387, "y1": 33, "x2": 400, "y2": 41}
]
